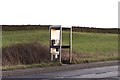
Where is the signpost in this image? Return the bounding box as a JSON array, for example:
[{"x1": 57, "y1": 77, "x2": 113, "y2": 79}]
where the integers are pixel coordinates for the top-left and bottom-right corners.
[{"x1": 49, "y1": 25, "x2": 72, "y2": 63}]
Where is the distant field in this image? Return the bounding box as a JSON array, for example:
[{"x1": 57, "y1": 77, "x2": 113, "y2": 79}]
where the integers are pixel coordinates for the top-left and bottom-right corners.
[
  {"x1": 3, "y1": 30, "x2": 49, "y2": 47},
  {"x1": 2, "y1": 30, "x2": 118, "y2": 63}
]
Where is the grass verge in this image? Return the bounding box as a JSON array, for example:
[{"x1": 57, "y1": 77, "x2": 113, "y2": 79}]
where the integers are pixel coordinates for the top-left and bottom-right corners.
[{"x1": 2, "y1": 62, "x2": 61, "y2": 71}]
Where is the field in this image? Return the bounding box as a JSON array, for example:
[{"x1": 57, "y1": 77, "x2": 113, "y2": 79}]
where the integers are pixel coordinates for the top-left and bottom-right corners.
[
  {"x1": 3, "y1": 30, "x2": 118, "y2": 53},
  {"x1": 2, "y1": 30, "x2": 118, "y2": 70}
]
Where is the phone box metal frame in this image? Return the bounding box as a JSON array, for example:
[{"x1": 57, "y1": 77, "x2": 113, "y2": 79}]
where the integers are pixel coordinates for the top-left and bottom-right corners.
[{"x1": 49, "y1": 25, "x2": 72, "y2": 63}]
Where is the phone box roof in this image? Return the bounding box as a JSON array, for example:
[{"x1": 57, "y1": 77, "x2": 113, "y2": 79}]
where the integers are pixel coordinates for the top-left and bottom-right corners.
[{"x1": 50, "y1": 25, "x2": 72, "y2": 29}]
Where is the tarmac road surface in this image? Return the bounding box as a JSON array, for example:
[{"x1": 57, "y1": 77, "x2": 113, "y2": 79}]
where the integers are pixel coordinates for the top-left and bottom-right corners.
[{"x1": 3, "y1": 65, "x2": 119, "y2": 80}]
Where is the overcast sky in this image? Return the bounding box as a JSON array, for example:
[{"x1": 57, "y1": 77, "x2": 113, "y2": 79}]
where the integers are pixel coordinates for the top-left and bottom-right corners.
[{"x1": 0, "y1": 0, "x2": 119, "y2": 28}]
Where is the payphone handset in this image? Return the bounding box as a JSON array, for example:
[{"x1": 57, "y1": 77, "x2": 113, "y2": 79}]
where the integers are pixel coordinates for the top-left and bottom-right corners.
[{"x1": 51, "y1": 39, "x2": 59, "y2": 46}]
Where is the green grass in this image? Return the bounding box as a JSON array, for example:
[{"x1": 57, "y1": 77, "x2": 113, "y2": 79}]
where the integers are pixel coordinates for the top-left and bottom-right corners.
[
  {"x1": 72, "y1": 32, "x2": 118, "y2": 54},
  {"x1": 2, "y1": 62, "x2": 61, "y2": 71},
  {"x1": 2, "y1": 30, "x2": 49, "y2": 47},
  {"x1": 3, "y1": 30, "x2": 118, "y2": 55},
  {"x1": 63, "y1": 31, "x2": 118, "y2": 55},
  {"x1": 2, "y1": 30, "x2": 118, "y2": 66}
]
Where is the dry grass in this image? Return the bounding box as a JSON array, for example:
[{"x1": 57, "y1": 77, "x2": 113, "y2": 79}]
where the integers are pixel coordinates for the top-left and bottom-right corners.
[
  {"x1": 61, "y1": 50, "x2": 118, "y2": 64},
  {"x1": 2, "y1": 42, "x2": 50, "y2": 66},
  {"x1": 2, "y1": 41, "x2": 118, "y2": 70}
]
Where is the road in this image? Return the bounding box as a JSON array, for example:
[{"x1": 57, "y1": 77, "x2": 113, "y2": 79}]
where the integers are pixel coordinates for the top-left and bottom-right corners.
[{"x1": 3, "y1": 65, "x2": 119, "y2": 79}]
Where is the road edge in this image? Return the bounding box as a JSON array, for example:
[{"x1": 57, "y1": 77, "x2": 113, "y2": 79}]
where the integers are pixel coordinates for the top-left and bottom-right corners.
[{"x1": 2, "y1": 60, "x2": 119, "y2": 77}]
